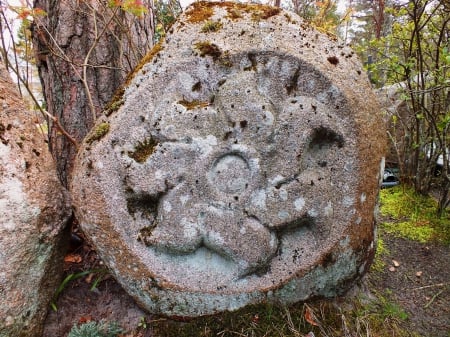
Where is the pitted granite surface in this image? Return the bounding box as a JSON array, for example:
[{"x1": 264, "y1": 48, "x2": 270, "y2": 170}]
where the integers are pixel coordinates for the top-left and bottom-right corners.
[{"x1": 71, "y1": 2, "x2": 386, "y2": 316}]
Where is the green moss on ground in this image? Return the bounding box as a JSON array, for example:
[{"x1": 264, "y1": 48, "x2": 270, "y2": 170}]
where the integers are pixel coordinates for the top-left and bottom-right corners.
[
  {"x1": 371, "y1": 236, "x2": 389, "y2": 272},
  {"x1": 379, "y1": 186, "x2": 450, "y2": 244}
]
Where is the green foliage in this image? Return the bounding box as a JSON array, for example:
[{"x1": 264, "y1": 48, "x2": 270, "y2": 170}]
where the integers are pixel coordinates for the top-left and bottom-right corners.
[
  {"x1": 358, "y1": 1, "x2": 449, "y2": 215},
  {"x1": 108, "y1": 0, "x2": 148, "y2": 17},
  {"x1": 51, "y1": 269, "x2": 107, "y2": 311},
  {"x1": 352, "y1": 290, "x2": 409, "y2": 337},
  {"x1": 154, "y1": 0, "x2": 182, "y2": 41},
  {"x1": 137, "y1": 316, "x2": 148, "y2": 330},
  {"x1": 379, "y1": 186, "x2": 450, "y2": 243},
  {"x1": 68, "y1": 321, "x2": 123, "y2": 337},
  {"x1": 371, "y1": 291, "x2": 409, "y2": 321},
  {"x1": 287, "y1": 0, "x2": 341, "y2": 36}
]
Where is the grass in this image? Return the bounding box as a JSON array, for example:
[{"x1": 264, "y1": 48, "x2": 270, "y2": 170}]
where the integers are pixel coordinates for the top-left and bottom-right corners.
[
  {"x1": 51, "y1": 269, "x2": 107, "y2": 311},
  {"x1": 146, "y1": 296, "x2": 415, "y2": 337},
  {"x1": 379, "y1": 185, "x2": 450, "y2": 244}
]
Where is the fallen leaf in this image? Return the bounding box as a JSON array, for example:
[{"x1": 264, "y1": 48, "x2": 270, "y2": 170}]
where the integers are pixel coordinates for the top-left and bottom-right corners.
[
  {"x1": 392, "y1": 259, "x2": 400, "y2": 267},
  {"x1": 85, "y1": 273, "x2": 94, "y2": 284},
  {"x1": 78, "y1": 315, "x2": 92, "y2": 323},
  {"x1": 389, "y1": 266, "x2": 396, "y2": 272},
  {"x1": 64, "y1": 254, "x2": 82, "y2": 263},
  {"x1": 304, "y1": 307, "x2": 319, "y2": 326},
  {"x1": 304, "y1": 332, "x2": 315, "y2": 337}
]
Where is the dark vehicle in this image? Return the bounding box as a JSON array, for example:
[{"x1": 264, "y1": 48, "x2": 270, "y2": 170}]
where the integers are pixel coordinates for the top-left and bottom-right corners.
[{"x1": 382, "y1": 169, "x2": 400, "y2": 188}]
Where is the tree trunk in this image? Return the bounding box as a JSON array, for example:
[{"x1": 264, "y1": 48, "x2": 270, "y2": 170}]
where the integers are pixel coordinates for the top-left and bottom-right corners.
[{"x1": 32, "y1": 0, "x2": 154, "y2": 186}]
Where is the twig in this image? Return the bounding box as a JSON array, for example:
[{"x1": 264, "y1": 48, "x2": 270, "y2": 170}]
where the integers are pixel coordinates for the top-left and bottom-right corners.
[
  {"x1": 411, "y1": 282, "x2": 450, "y2": 291},
  {"x1": 424, "y1": 289, "x2": 444, "y2": 309}
]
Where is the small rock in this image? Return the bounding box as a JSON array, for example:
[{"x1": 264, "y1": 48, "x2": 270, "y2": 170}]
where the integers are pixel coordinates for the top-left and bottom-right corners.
[
  {"x1": 416, "y1": 271, "x2": 423, "y2": 277},
  {"x1": 389, "y1": 266, "x2": 396, "y2": 272}
]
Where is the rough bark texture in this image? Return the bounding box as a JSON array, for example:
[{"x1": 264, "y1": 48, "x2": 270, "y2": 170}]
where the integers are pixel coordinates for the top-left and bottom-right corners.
[{"x1": 32, "y1": 0, "x2": 154, "y2": 186}]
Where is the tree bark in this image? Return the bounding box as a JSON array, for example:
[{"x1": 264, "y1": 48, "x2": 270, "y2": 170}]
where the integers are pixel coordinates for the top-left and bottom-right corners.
[{"x1": 32, "y1": 0, "x2": 154, "y2": 186}]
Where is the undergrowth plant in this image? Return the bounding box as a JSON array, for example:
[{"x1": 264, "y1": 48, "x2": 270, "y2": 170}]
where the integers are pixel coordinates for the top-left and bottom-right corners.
[
  {"x1": 51, "y1": 269, "x2": 107, "y2": 311},
  {"x1": 68, "y1": 320, "x2": 123, "y2": 337}
]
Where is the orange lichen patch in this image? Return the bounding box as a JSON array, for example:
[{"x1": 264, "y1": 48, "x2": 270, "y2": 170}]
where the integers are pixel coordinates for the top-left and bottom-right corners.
[
  {"x1": 194, "y1": 41, "x2": 222, "y2": 60},
  {"x1": 185, "y1": 1, "x2": 280, "y2": 23},
  {"x1": 225, "y1": 7, "x2": 243, "y2": 20},
  {"x1": 248, "y1": 5, "x2": 280, "y2": 21},
  {"x1": 178, "y1": 99, "x2": 210, "y2": 110},
  {"x1": 185, "y1": 1, "x2": 214, "y2": 23}
]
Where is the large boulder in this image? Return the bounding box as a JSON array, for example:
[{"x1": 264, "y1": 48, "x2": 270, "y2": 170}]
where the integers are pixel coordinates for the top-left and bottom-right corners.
[
  {"x1": 0, "y1": 64, "x2": 72, "y2": 336},
  {"x1": 71, "y1": 2, "x2": 386, "y2": 317}
]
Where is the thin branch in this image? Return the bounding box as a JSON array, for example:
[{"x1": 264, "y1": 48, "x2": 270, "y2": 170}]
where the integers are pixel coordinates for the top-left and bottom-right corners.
[
  {"x1": 411, "y1": 282, "x2": 450, "y2": 291},
  {"x1": 6, "y1": 62, "x2": 78, "y2": 147}
]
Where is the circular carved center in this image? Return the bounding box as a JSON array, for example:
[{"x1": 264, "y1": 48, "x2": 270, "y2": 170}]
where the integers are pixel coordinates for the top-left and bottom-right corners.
[{"x1": 209, "y1": 154, "x2": 251, "y2": 194}]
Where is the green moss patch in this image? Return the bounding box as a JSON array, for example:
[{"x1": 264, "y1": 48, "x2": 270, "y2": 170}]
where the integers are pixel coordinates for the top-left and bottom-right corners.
[
  {"x1": 379, "y1": 186, "x2": 450, "y2": 243},
  {"x1": 201, "y1": 20, "x2": 222, "y2": 33},
  {"x1": 371, "y1": 236, "x2": 389, "y2": 272},
  {"x1": 85, "y1": 123, "x2": 110, "y2": 144},
  {"x1": 128, "y1": 138, "x2": 158, "y2": 163},
  {"x1": 104, "y1": 96, "x2": 124, "y2": 117},
  {"x1": 194, "y1": 41, "x2": 222, "y2": 60},
  {"x1": 104, "y1": 41, "x2": 164, "y2": 117},
  {"x1": 125, "y1": 41, "x2": 164, "y2": 87}
]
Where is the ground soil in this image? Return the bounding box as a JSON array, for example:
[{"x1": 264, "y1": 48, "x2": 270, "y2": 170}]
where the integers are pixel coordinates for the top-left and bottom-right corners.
[
  {"x1": 368, "y1": 234, "x2": 450, "y2": 336},
  {"x1": 43, "y1": 226, "x2": 450, "y2": 337}
]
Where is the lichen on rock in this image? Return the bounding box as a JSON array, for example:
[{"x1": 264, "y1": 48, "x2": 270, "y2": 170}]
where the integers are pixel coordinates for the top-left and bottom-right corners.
[{"x1": 71, "y1": 1, "x2": 386, "y2": 317}]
